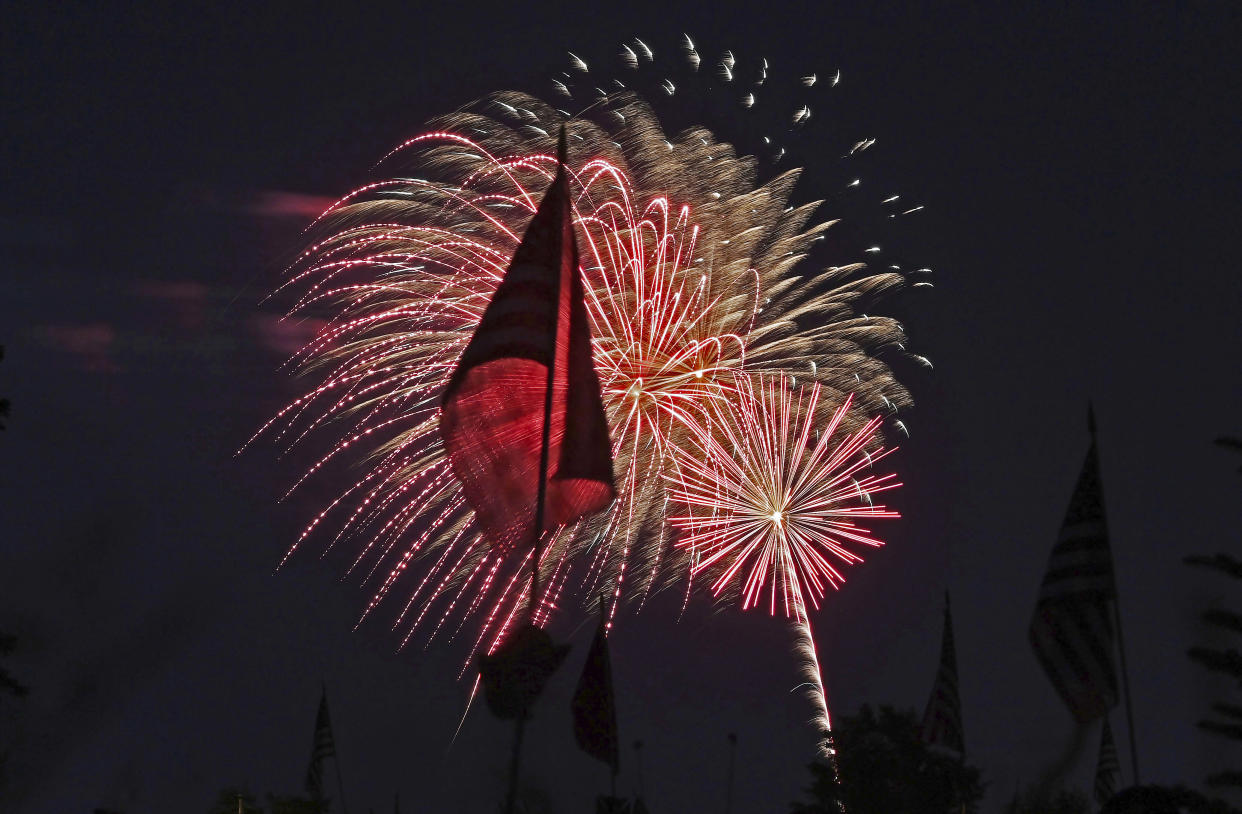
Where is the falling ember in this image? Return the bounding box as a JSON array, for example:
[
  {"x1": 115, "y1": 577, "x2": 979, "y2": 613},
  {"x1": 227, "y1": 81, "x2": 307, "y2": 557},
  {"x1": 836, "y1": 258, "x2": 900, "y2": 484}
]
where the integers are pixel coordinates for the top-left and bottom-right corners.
[
  {"x1": 667, "y1": 373, "x2": 900, "y2": 750},
  {"x1": 248, "y1": 80, "x2": 916, "y2": 658}
]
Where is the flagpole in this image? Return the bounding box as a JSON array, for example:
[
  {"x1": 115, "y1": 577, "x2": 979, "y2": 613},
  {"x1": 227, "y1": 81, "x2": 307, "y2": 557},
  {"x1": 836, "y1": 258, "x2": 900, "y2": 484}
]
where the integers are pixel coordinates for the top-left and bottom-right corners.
[
  {"x1": 1090, "y1": 405, "x2": 1140, "y2": 784},
  {"x1": 334, "y1": 742, "x2": 351, "y2": 814},
  {"x1": 503, "y1": 126, "x2": 571, "y2": 814},
  {"x1": 528, "y1": 124, "x2": 570, "y2": 624},
  {"x1": 502, "y1": 710, "x2": 528, "y2": 814},
  {"x1": 634, "y1": 739, "x2": 645, "y2": 799},
  {"x1": 1111, "y1": 591, "x2": 1140, "y2": 784},
  {"x1": 724, "y1": 732, "x2": 737, "y2": 814},
  {"x1": 600, "y1": 594, "x2": 619, "y2": 803},
  {"x1": 324, "y1": 681, "x2": 350, "y2": 814}
]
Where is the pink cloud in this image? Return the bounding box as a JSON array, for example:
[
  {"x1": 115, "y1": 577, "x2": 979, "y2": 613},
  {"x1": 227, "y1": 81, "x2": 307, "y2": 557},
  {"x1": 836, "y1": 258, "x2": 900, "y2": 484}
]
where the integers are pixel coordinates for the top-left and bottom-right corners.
[
  {"x1": 249, "y1": 314, "x2": 329, "y2": 357},
  {"x1": 134, "y1": 280, "x2": 211, "y2": 332},
  {"x1": 37, "y1": 323, "x2": 119, "y2": 373},
  {"x1": 245, "y1": 191, "x2": 335, "y2": 219}
]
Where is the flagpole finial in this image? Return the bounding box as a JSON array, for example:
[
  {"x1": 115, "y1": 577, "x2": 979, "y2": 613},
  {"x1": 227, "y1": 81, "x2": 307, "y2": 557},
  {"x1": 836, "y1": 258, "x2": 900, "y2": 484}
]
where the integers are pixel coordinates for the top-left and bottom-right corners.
[
  {"x1": 1087, "y1": 401, "x2": 1097, "y2": 436},
  {"x1": 556, "y1": 125, "x2": 568, "y2": 169}
]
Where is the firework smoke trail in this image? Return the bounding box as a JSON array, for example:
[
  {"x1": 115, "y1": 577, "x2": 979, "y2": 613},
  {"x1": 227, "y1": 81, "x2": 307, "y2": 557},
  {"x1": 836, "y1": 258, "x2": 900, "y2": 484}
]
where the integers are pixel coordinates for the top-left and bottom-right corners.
[
  {"x1": 249, "y1": 43, "x2": 918, "y2": 656},
  {"x1": 667, "y1": 374, "x2": 900, "y2": 752}
]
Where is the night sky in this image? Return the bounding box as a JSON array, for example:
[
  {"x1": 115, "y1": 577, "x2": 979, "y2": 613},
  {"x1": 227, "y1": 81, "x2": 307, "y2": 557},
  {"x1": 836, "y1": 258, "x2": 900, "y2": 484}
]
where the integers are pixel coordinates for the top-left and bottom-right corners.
[{"x1": 3, "y1": 3, "x2": 1241, "y2": 813}]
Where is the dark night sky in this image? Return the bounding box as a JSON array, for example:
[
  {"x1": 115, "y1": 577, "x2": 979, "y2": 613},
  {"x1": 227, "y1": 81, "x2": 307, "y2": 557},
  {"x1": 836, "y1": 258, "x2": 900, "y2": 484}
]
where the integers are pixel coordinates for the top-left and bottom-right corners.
[{"x1": 3, "y1": 2, "x2": 1241, "y2": 813}]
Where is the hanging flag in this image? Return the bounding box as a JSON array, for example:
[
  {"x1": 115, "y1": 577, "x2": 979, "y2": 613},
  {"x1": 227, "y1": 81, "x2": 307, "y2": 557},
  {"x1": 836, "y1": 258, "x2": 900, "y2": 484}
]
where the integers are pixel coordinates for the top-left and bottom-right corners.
[
  {"x1": 304, "y1": 689, "x2": 336, "y2": 799},
  {"x1": 1095, "y1": 717, "x2": 1120, "y2": 804},
  {"x1": 1029, "y1": 406, "x2": 1119, "y2": 722},
  {"x1": 921, "y1": 592, "x2": 965, "y2": 755},
  {"x1": 572, "y1": 603, "x2": 619, "y2": 771},
  {"x1": 439, "y1": 126, "x2": 615, "y2": 552}
]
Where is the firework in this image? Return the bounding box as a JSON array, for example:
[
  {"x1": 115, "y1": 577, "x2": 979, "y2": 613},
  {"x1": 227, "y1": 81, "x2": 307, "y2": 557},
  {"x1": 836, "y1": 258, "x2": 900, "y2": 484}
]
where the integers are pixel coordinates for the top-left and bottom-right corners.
[
  {"x1": 667, "y1": 374, "x2": 900, "y2": 747},
  {"x1": 250, "y1": 69, "x2": 915, "y2": 657}
]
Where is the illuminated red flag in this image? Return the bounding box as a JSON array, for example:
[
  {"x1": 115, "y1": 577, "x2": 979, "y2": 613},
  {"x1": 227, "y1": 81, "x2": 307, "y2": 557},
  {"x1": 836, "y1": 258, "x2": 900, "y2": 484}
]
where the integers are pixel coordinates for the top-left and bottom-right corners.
[{"x1": 440, "y1": 127, "x2": 615, "y2": 551}]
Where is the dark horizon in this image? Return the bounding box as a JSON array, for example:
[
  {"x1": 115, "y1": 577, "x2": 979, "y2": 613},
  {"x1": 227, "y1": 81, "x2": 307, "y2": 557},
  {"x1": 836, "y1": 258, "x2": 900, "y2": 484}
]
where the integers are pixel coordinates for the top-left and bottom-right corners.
[{"x1": 3, "y1": 2, "x2": 1240, "y2": 812}]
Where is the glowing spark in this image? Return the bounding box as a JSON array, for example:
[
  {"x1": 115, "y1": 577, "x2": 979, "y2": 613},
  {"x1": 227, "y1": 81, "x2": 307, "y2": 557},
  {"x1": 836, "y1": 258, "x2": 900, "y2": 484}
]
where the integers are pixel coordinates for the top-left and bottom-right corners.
[
  {"x1": 668, "y1": 377, "x2": 899, "y2": 614},
  {"x1": 684, "y1": 34, "x2": 701, "y2": 70},
  {"x1": 802, "y1": 73, "x2": 817, "y2": 87},
  {"x1": 252, "y1": 85, "x2": 919, "y2": 656},
  {"x1": 848, "y1": 138, "x2": 876, "y2": 155},
  {"x1": 569, "y1": 52, "x2": 589, "y2": 72},
  {"x1": 668, "y1": 375, "x2": 900, "y2": 751}
]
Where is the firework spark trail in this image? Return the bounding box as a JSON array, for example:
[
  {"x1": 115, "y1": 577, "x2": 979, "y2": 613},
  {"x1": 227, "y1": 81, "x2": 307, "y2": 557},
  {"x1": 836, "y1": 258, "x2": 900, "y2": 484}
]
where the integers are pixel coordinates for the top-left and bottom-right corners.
[
  {"x1": 792, "y1": 583, "x2": 832, "y2": 755},
  {"x1": 250, "y1": 80, "x2": 915, "y2": 654},
  {"x1": 667, "y1": 374, "x2": 900, "y2": 751}
]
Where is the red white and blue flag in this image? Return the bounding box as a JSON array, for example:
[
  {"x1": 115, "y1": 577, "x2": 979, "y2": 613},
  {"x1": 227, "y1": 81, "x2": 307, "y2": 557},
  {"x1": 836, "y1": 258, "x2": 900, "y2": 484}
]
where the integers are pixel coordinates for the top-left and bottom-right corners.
[
  {"x1": 921, "y1": 592, "x2": 965, "y2": 756},
  {"x1": 1029, "y1": 407, "x2": 1119, "y2": 722}
]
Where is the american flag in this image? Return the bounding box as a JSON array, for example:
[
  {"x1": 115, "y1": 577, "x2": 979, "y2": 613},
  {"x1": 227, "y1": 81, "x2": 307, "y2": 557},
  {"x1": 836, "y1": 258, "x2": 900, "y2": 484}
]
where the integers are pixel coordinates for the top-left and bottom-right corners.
[
  {"x1": 439, "y1": 125, "x2": 614, "y2": 553},
  {"x1": 1029, "y1": 408, "x2": 1118, "y2": 722},
  {"x1": 1094, "y1": 716, "x2": 1120, "y2": 804},
  {"x1": 304, "y1": 689, "x2": 336, "y2": 799},
  {"x1": 921, "y1": 592, "x2": 965, "y2": 755}
]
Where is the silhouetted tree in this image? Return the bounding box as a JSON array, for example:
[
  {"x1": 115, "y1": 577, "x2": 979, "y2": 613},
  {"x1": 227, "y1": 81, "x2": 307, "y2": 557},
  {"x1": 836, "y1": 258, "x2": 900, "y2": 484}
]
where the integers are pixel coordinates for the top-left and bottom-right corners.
[
  {"x1": 209, "y1": 788, "x2": 262, "y2": 814},
  {"x1": 1182, "y1": 438, "x2": 1242, "y2": 796},
  {"x1": 267, "y1": 794, "x2": 330, "y2": 814},
  {"x1": 789, "y1": 705, "x2": 984, "y2": 814},
  {"x1": 0, "y1": 631, "x2": 29, "y2": 790},
  {"x1": 207, "y1": 788, "x2": 328, "y2": 814},
  {"x1": 0, "y1": 633, "x2": 27, "y2": 701},
  {"x1": 1127, "y1": 438, "x2": 1242, "y2": 814},
  {"x1": 0, "y1": 631, "x2": 27, "y2": 700},
  {"x1": 1099, "y1": 784, "x2": 1238, "y2": 814},
  {"x1": 0, "y1": 344, "x2": 9, "y2": 431},
  {"x1": 1002, "y1": 786, "x2": 1089, "y2": 814}
]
